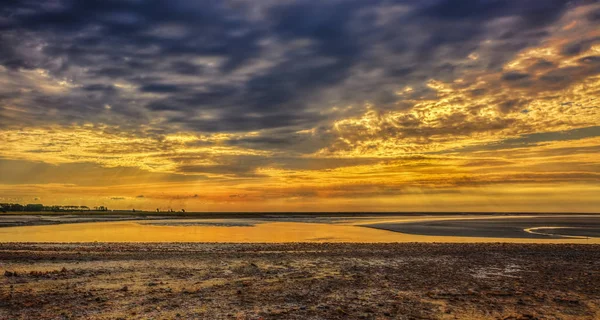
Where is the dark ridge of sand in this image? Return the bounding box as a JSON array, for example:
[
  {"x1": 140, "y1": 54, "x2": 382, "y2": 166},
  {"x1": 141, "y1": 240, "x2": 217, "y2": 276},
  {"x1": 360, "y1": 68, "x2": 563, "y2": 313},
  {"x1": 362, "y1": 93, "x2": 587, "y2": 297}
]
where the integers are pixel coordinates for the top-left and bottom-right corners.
[
  {"x1": 0, "y1": 215, "x2": 170, "y2": 228},
  {"x1": 0, "y1": 243, "x2": 599, "y2": 319},
  {"x1": 0, "y1": 214, "x2": 367, "y2": 228},
  {"x1": 364, "y1": 216, "x2": 600, "y2": 239}
]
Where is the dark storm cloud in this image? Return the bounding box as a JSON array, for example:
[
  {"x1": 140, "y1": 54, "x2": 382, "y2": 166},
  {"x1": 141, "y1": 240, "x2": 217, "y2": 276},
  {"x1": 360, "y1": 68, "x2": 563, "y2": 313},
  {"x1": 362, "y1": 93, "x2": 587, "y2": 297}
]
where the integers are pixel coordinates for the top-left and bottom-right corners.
[
  {"x1": 438, "y1": 126, "x2": 600, "y2": 154},
  {"x1": 561, "y1": 37, "x2": 600, "y2": 56},
  {"x1": 417, "y1": 0, "x2": 568, "y2": 25},
  {"x1": 537, "y1": 64, "x2": 600, "y2": 91},
  {"x1": 403, "y1": 0, "x2": 571, "y2": 70},
  {"x1": 0, "y1": 0, "x2": 590, "y2": 141},
  {"x1": 579, "y1": 55, "x2": 600, "y2": 65},
  {"x1": 82, "y1": 84, "x2": 117, "y2": 92},
  {"x1": 587, "y1": 6, "x2": 600, "y2": 21},
  {"x1": 502, "y1": 72, "x2": 530, "y2": 81},
  {"x1": 140, "y1": 84, "x2": 183, "y2": 93}
]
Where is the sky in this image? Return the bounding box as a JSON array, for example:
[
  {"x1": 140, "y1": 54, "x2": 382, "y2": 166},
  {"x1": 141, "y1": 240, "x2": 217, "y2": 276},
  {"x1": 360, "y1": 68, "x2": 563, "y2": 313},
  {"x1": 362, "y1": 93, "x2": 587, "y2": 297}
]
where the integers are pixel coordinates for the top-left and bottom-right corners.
[{"x1": 0, "y1": 0, "x2": 599, "y2": 212}]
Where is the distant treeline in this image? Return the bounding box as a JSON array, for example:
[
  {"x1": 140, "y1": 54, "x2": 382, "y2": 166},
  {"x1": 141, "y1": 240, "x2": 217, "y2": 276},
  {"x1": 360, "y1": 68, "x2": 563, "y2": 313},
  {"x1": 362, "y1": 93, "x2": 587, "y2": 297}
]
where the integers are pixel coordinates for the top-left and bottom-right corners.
[{"x1": 0, "y1": 203, "x2": 109, "y2": 212}]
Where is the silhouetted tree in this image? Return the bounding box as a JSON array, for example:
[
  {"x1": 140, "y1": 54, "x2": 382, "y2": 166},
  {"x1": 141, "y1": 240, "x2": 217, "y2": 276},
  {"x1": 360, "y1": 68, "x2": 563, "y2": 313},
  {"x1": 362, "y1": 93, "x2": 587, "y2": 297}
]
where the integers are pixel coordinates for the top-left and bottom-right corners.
[{"x1": 25, "y1": 204, "x2": 44, "y2": 211}]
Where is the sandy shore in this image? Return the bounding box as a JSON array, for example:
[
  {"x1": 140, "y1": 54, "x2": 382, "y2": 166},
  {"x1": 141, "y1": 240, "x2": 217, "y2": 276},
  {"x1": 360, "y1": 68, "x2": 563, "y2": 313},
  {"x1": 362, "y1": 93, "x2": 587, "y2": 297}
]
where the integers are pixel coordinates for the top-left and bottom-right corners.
[
  {"x1": 1, "y1": 243, "x2": 599, "y2": 319},
  {"x1": 366, "y1": 216, "x2": 600, "y2": 239},
  {"x1": 0, "y1": 214, "x2": 169, "y2": 228}
]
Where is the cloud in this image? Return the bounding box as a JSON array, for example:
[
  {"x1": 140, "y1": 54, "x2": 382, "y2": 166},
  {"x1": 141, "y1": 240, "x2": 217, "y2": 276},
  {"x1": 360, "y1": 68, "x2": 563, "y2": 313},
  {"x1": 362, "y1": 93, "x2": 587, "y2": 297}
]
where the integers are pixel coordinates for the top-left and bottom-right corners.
[
  {"x1": 0, "y1": 158, "x2": 202, "y2": 186},
  {"x1": 1, "y1": 1, "x2": 600, "y2": 211},
  {"x1": 140, "y1": 84, "x2": 183, "y2": 93},
  {"x1": 0, "y1": 0, "x2": 590, "y2": 134},
  {"x1": 502, "y1": 72, "x2": 530, "y2": 81}
]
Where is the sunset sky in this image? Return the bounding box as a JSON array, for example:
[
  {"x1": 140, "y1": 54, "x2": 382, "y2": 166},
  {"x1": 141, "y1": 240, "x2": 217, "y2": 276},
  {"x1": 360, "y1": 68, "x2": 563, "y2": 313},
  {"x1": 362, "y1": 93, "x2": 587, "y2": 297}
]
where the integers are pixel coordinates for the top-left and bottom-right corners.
[{"x1": 1, "y1": 0, "x2": 599, "y2": 212}]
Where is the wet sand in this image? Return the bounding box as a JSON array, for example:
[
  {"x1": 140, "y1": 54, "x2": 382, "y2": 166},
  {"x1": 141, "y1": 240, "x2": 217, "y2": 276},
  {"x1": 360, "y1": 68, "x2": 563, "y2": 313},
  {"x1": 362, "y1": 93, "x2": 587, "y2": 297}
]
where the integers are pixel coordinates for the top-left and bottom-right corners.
[
  {"x1": 0, "y1": 214, "x2": 163, "y2": 228},
  {"x1": 1, "y1": 214, "x2": 600, "y2": 243},
  {"x1": 1, "y1": 243, "x2": 599, "y2": 319},
  {"x1": 365, "y1": 216, "x2": 600, "y2": 239},
  {"x1": 1, "y1": 219, "x2": 599, "y2": 243}
]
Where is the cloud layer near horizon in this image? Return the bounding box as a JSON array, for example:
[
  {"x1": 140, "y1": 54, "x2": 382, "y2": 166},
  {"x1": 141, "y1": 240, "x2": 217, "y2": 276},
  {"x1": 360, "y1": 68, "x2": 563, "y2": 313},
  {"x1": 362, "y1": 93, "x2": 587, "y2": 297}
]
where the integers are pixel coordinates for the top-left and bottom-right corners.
[{"x1": 1, "y1": 0, "x2": 599, "y2": 211}]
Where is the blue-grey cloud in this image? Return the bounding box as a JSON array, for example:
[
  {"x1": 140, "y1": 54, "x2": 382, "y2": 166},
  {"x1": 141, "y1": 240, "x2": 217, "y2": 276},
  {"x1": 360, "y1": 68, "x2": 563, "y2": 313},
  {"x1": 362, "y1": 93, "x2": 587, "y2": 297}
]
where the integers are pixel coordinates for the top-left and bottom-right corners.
[
  {"x1": 502, "y1": 72, "x2": 530, "y2": 81},
  {"x1": 437, "y1": 126, "x2": 600, "y2": 154},
  {"x1": 0, "y1": 0, "x2": 595, "y2": 144}
]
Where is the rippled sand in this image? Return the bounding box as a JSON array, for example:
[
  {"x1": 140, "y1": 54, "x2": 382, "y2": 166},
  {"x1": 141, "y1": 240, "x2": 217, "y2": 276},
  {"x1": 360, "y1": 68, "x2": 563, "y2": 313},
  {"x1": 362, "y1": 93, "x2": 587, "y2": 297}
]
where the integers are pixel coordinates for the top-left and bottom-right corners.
[{"x1": 1, "y1": 243, "x2": 599, "y2": 319}]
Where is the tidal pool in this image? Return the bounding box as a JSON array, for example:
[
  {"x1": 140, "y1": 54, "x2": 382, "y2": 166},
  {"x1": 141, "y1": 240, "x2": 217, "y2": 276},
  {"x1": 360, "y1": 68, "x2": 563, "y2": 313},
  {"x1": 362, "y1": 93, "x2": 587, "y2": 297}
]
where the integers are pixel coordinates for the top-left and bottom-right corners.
[{"x1": 0, "y1": 215, "x2": 599, "y2": 243}]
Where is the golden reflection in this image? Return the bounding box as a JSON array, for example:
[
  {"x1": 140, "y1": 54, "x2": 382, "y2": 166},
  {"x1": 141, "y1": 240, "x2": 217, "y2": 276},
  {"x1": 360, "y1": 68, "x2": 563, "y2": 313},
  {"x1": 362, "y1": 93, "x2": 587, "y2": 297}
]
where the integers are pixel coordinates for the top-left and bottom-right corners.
[{"x1": 0, "y1": 217, "x2": 597, "y2": 243}]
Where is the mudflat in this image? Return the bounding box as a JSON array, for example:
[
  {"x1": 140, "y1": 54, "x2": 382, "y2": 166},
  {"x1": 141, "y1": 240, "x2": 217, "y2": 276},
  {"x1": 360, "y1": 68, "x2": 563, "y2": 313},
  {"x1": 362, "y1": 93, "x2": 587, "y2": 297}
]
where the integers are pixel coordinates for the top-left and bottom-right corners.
[
  {"x1": 3, "y1": 214, "x2": 600, "y2": 243},
  {"x1": 1, "y1": 243, "x2": 599, "y2": 319},
  {"x1": 366, "y1": 216, "x2": 600, "y2": 239}
]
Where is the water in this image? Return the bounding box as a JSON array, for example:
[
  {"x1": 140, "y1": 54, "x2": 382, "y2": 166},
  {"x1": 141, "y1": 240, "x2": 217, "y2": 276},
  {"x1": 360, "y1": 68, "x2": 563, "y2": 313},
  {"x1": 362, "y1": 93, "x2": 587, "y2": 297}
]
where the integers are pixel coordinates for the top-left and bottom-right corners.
[{"x1": 0, "y1": 215, "x2": 599, "y2": 243}]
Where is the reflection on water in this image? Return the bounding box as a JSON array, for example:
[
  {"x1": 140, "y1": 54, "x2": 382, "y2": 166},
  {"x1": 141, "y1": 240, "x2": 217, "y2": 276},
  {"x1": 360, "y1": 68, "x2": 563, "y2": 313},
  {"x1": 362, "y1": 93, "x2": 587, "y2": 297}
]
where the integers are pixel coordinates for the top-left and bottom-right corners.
[
  {"x1": 523, "y1": 226, "x2": 594, "y2": 239},
  {"x1": 0, "y1": 216, "x2": 598, "y2": 243}
]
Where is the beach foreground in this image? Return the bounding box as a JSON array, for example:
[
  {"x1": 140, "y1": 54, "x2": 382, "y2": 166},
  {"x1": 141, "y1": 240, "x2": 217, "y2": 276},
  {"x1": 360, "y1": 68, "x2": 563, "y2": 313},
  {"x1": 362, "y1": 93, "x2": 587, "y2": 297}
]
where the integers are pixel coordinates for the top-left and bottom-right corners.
[{"x1": 1, "y1": 243, "x2": 599, "y2": 319}]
